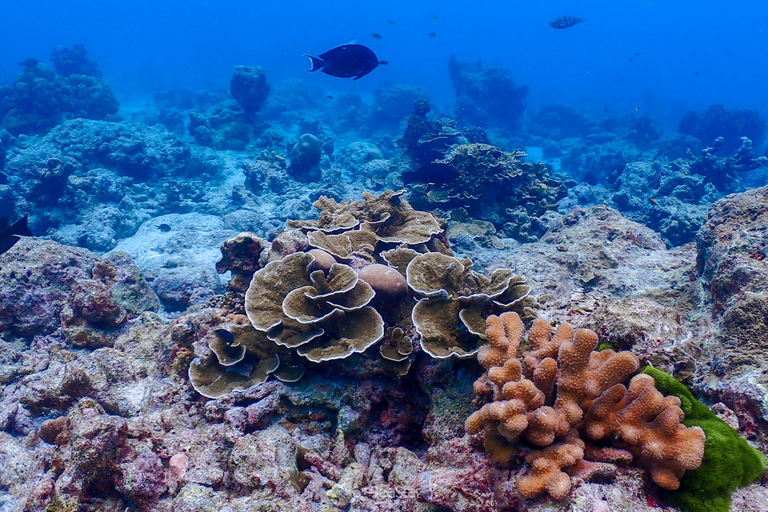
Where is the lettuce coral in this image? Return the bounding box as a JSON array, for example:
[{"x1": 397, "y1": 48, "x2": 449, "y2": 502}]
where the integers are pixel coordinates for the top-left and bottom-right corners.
[{"x1": 191, "y1": 191, "x2": 538, "y2": 396}]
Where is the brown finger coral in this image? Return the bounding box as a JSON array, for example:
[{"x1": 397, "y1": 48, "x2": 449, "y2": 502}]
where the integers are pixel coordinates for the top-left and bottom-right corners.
[{"x1": 466, "y1": 311, "x2": 705, "y2": 499}]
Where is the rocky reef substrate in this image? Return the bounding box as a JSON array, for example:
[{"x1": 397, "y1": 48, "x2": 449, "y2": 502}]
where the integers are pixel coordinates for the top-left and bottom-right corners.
[{"x1": 0, "y1": 187, "x2": 766, "y2": 512}]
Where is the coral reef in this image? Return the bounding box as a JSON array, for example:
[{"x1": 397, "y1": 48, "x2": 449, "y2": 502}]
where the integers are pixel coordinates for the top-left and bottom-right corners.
[
  {"x1": 0, "y1": 237, "x2": 156, "y2": 343},
  {"x1": 3, "y1": 118, "x2": 221, "y2": 251},
  {"x1": 230, "y1": 65, "x2": 270, "y2": 114},
  {"x1": 364, "y1": 84, "x2": 429, "y2": 134},
  {"x1": 2, "y1": 33, "x2": 768, "y2": 512},
  {"x1": 679, "y1": 104, "x2": 767, "y2": 154},
  {"x1": 599, "y1": 113, "x2": 661, "y2": 150},
  {"x1": 688, "y1": 136, "x2": 768, "y2": 192},
  {"x1": 406, "y1": 143, "x2": 567, "y2": 241},
  {"x1": 190, "y1": 190, "x2": 536, "y2": 397},
  {"x1": 1, "y1": 192, "x2": 767, "y2": 511},
  {"x1": 50, "y1": 44, "x2": 102, "y2": 77},
  {"x1": 0, "y1": 60, "x2": 118, "y2": 136},
  {"x1": 560, "y1": 136, "x2": 639, "y2": 186},
  {"x1": 187, "y1": 109, "x2": 252, "y2": 150},
  {"x1": 558, "y1": 126, "x2": 766, "y2": 246},
  {"x1": 527, "y1": 104, "x2": 594, "y2": 141},
  {"x1": 694, "y1": 185, "x2": 768, "y2": 425},
  {"x1": 448, "y1": 55, "x2": 528, "y2": 131},
  {"x1": 397, "y1": 99, "x2": 464, "y2": 168},
  {"x1": 288, "y1": 133, "x2": 323, "y2": 182},
  {"x1": 610, "y1": 159, "x2": 719, "y2": 246}
]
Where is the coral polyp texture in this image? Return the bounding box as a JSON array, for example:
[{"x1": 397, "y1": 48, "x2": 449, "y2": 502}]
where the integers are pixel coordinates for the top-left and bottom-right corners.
[
  {"x1": 466, "y1": 311, "x2": 706, "y2": 499},
  {"x1": 189, "y1": 190, "x2": 537, "y2": 397}
]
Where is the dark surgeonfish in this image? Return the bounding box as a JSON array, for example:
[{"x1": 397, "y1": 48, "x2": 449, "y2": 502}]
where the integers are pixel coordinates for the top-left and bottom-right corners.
[
  {"x1": 550, "y1": 15, "x2": 585, "y2": 29},
  {"x1": 0, "y1": 216, "x2": 33, "y2": 255},
  {"x1": 304, "y1": 44, "x2": 388, "y2": 80}
]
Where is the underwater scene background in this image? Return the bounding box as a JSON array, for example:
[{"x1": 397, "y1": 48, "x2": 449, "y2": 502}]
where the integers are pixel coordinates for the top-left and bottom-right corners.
[{"x1": 1, "y1": 1, "x2": 768, "y2": 511}]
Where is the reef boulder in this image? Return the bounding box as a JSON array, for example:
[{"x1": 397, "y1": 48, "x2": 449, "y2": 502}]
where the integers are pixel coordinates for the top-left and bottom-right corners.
[
  {"x1": 230, "y1": 65, "x2": 270, "y2": 114},
  {"x1": 0, "y1": 237, "x2": 157, "y2": 343}
]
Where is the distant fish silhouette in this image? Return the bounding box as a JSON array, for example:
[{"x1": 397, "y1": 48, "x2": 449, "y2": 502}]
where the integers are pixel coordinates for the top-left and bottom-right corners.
[
  {"x1": 550, "y1": 15, "x2": 585, "y2": 29},
  {"x1": 402, "y1": 162, "x2": 459, "y2": 185},
  {"x1": 387, "y1": 20, "x2": 395, "y2": 25},
  {"x1": 370, "y1": 33, "x2": 383, "y2": 40},
  {"x1": 429, "y1": 32, "x2": 437, "y2": 37},
  {"x1": 0, "y1": 216, "x2": 33, "y2": 255},
  {"x1": 18, "y1": 58, "x2": 39, "y2": 68},
  {"x1": 431, "y1": 14, "x2": 440, "y2": 20},
  {"x1": 304, "y1": 44, "x2": 388, "y2": 80}
]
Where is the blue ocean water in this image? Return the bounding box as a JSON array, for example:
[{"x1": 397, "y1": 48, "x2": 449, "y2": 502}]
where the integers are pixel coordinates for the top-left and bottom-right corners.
[{"x1": 2, "y1": 0, "x2": 766, "y2": 129}]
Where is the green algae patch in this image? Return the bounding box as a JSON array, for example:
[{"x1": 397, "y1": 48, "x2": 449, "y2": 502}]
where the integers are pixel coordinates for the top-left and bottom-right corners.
[
  {"x1": 643, "y1": 366, "x2": 768, "y2": 512},
  {"x1": 597, "y1": 341, "x2": 615, "y2": 351}
]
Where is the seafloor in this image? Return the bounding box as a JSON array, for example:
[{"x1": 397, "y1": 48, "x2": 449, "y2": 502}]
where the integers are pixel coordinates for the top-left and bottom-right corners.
[{"x1": 0, "y1": 46, "x2": 767, "y2": 512}]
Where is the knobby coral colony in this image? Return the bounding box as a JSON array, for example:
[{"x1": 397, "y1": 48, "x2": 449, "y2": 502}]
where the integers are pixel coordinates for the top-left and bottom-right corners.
[{"x1": 466, "y1": 312, "x2": 706, "y2": 500}]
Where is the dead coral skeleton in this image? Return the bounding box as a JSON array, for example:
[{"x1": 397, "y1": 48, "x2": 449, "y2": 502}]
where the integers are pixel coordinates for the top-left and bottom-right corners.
[{"x1": 466, "y1": 311, "x2": 705, "y2": 499}]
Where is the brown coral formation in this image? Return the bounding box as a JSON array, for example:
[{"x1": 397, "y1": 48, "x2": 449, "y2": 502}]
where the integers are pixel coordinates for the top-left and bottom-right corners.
[
  {"x1": 254, "y1": 191, "x2": 536, "y2": 363},
  {"x1": 188, "y1": 312, "x2": 284, "y2": 398},
  {"x1": 405, "y1": 143, "x2": 567, "y2": 241},
  {"x1": 192, "y1": 191, "x2": 537, "y2": 396},
  {"x1": 214, "y1": 232, "x2": 269, "y2": 292},
  {"x1": 466, "y1": 312, "x2": 705, "y2": 499}
]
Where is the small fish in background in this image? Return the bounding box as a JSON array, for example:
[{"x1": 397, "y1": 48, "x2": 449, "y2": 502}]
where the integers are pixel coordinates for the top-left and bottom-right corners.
[
  {"x1": 0, "y1": 216, "x2": 33, "y2": 256},
  {"x1": 431, "y1": 14, "x2": 440, "y2": 20},
  {"x1": 304, "y1": 44, "x2": 387, "y2": 80},
  {"x1": 650, "y1": 167, "x2": 663, "y2": 189},
  {"x1": 327, "y1": 95, "x2": 335, "y2": 100},
  {"x1": 387, "y1": 20, "x2": 395, "y2": 25},
  {"x1": 550, "y1": 15, "x2": 585, "y2": 29},
  {"x1": 370, "y1": 33, "x2": 383, "y2": 40},
  {"x1": 401, "y1": 162, "x2": 459, "y2": 185},
  {"x1": 635, "y1": 52, "x2": 641, "y2": 56},
  {"x1": 429, "y1": 32, "x2": 437, "y2": 37}
]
